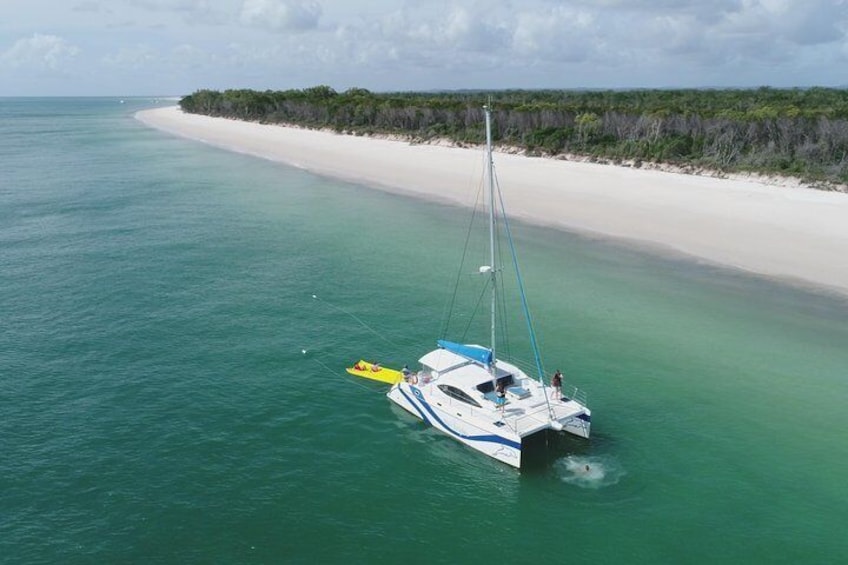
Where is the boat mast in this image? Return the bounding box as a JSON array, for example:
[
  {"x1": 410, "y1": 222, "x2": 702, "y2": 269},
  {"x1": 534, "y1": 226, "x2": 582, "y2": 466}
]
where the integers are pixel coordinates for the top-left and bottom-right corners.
[{"x1": 484, "y1": 105, "x2": 497, "y2": 378}]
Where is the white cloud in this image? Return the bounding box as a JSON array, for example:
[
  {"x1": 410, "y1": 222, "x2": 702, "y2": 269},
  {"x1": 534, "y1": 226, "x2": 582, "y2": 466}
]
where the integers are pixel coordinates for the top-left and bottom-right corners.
[
  {"x1": 0, "y1": 33, "x2": 80, "y2": 70},
  {"x1": 719, "y1": 0, "x2": 847, "y2": 46},
  {"x1": 315, "y1": 2, "x2": 517, "y2": 74},
  {"x1": 72, "y1": 1, "x2": 106, "y2": 13},
  {"x1": 128, "y1": 0, "x2": 212, "y2": 12},
  {"x1": 123, "y1": 0, "x2": 222, "y2": 26},
  {"x1": 512, "y1": 6, "x2": 597, "y2": 63},
  {"x1": 172, "y1": 43, "x2": 214, "y2": 66},
  {"x1": 239, "y1": 0, "x2": 322, "y2": 31},
  {"x1": 102, "y1": 44, "x2": 159, "y2": 69},
  {"x1": 1, "y1": 0, "x2": 848, "y2": 94},
  {"x1": 388, "y1": 5, "x2": 511, "y2": 52}
]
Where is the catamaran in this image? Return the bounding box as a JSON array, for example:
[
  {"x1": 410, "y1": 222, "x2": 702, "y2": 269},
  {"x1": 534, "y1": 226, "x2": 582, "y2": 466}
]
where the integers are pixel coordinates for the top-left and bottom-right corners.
[{"x1": 383, "y1": 106, "x2": 591, "y2": 469}]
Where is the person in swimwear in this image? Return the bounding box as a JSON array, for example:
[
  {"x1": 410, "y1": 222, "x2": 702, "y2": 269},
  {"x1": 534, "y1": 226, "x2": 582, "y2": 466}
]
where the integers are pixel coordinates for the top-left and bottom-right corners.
[{"x1": 495, "y1": 382, "x2": 506, "y2": 414}]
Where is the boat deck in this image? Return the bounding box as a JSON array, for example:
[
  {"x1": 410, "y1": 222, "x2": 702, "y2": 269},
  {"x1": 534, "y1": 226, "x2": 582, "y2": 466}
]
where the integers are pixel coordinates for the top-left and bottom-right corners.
[{"x1": 491, "y1": 390, "x2": 586, "y2": 437}]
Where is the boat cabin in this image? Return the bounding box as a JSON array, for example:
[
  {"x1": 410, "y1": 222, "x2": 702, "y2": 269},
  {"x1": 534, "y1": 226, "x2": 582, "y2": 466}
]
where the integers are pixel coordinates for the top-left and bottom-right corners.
[{"x1": 418, "y1": 346, "x2": 532, "y2": 408}]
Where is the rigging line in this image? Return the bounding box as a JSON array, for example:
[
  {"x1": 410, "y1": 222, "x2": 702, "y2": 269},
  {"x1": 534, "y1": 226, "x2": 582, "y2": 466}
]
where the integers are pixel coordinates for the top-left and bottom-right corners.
[
  {"x1": 310, "y1": 293, "x2": 400, "y2": 348},
  {"x1": 459, "y1": 276, "x2": 492, "y2": 343},
  {"x1": 441, "y1": 175, "x2": 485, "y2": 339},
  {"x1": 497, "y1": 278, "x2": 512, "y2": 361},
  {"x1": 494, "y1": 173, "x2": 556, "y2": 416},
  {"x1": 493, "y1": 204, "x2": 513, "y2": 361}
]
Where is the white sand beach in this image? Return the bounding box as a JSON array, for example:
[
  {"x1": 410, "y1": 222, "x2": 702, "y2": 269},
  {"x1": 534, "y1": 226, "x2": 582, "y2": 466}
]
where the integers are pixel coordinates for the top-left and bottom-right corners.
[{"x1": 136, "y1": 105, "x2": 848, "y2": 296}]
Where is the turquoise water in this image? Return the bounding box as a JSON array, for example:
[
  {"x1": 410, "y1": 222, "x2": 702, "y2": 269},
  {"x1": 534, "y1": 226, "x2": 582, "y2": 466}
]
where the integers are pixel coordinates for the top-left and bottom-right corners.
[{"x1": 2, "y1": 98, "x2": 847, "y2": 564}]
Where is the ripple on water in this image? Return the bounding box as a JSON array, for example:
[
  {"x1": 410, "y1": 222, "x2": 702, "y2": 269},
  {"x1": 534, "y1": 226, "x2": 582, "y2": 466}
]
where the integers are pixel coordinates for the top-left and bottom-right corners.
[{"x1": 554, "y1": 454, "x2": 626, "y2": 489}]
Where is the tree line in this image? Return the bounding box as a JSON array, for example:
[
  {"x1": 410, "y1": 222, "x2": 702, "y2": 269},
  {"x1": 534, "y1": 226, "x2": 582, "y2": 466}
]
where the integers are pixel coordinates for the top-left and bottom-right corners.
[{"x1": 179, "y1": 86, "x2": 848, "y2": 188}]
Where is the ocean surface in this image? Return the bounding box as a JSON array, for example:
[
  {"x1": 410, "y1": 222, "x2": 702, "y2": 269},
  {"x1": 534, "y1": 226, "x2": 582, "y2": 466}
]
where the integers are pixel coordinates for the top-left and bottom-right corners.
[{"x1": 2, "y1": 98, "x2": 847, "y2": 564}]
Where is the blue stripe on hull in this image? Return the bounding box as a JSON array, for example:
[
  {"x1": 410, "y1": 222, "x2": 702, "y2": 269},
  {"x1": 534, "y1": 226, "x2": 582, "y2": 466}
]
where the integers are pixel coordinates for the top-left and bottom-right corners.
[
  {"x1": 398, "y1": 386, "x2": 521, "y2": 451},
  {"x1": 398, "y1": 385, "x2": 431, "y2": 425}
]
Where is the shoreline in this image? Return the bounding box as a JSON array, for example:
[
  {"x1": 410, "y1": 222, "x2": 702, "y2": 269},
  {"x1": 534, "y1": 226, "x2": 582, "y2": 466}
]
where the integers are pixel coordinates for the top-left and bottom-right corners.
[{"x1": 136, "y1": 105, "x2": 848, "y2": 297}]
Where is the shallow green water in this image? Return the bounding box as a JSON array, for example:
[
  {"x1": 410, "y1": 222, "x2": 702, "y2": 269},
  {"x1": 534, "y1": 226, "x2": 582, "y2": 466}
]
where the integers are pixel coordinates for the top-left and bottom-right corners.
[{"x1": 2, "y1": 98, "x2": 846, "y2": 564}]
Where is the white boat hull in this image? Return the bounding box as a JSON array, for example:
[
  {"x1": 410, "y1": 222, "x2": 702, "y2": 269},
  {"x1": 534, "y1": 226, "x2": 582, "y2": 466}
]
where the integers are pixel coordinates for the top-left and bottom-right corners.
[
  {"x1": 562, "y1": 414, "x2": 591, "y2": 439},
  {"x1": 388, "y1": 383, "x2": 523, "y2": 468}
]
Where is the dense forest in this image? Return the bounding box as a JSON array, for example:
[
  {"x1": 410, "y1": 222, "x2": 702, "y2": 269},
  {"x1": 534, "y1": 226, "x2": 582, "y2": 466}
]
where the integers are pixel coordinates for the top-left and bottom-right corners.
[{"x1": 179, "y1": 87, "x2": 848, "y2": 189}]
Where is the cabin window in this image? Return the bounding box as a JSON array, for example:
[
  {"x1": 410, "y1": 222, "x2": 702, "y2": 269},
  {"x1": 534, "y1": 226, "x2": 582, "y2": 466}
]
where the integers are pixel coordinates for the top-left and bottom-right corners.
[
  {"x1": 437, "y1": 385, "x2": 482, "y2": 408},
  {"x1": 475, "y1": 375, "x2": 515, "y2": 394}
]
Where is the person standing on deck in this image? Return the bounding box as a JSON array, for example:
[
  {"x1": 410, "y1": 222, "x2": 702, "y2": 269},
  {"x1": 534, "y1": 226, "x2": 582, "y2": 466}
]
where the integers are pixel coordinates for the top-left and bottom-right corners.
[
  {"x1": 551, "y1": 370, "x2": 563, "y2": 401},
  {"x1": 496, "y1": 382, "x2": 506, "y2": 415}
]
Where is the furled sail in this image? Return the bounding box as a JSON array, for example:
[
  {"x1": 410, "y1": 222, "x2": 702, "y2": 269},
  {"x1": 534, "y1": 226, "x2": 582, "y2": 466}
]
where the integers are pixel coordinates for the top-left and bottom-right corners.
[{"x1": 437, "y1": 340, "x2": 493, "y2": 366}]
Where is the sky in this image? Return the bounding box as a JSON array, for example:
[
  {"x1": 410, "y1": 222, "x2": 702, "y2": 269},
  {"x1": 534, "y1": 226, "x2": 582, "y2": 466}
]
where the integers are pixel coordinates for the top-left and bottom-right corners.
[{"x1": 1, "y1": 0, "x2": 847, "y2": 96}]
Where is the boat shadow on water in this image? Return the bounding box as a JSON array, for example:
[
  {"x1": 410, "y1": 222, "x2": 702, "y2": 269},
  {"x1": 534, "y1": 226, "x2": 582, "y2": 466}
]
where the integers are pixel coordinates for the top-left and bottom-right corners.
[{"x1": 520, "y1": 429, "x2": 590, "y2": 472}]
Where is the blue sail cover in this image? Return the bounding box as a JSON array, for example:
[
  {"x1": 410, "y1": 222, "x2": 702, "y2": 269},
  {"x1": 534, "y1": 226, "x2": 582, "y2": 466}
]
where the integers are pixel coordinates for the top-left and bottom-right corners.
[{"x1": 437, "y1": 340, "x2": 493, "y2": 366}]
